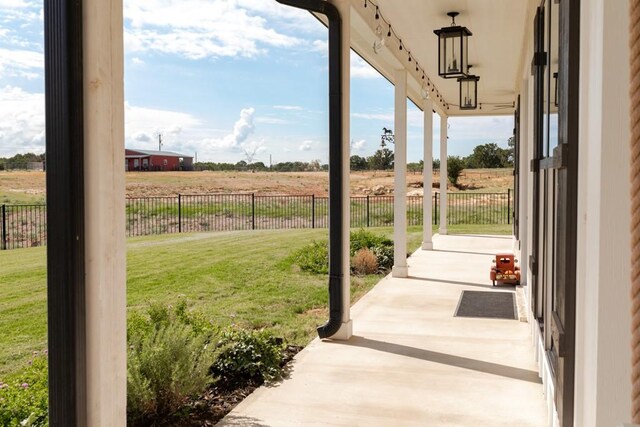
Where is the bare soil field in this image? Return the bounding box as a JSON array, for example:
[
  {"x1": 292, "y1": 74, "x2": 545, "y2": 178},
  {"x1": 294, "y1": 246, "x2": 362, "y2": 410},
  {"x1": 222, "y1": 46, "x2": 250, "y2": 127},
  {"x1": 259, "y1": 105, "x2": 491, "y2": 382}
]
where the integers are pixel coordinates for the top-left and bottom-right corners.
[{"x1": 0, "y1": 168, "x2": 513, "y2": 203}]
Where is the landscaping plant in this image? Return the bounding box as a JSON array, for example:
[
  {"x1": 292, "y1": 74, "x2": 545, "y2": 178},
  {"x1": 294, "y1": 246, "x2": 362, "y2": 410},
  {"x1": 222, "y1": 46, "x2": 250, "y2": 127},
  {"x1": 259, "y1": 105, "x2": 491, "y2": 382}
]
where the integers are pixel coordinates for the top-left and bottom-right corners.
[
  {"x1": 0, "y1": 352, "x2": 48, "y2": 427},
  {"x1": 211, "y1": 328, "x2": 284, "y2": 390},
  {"x1": 126, "y1": 302, "x2": 215, "y2": 425}
]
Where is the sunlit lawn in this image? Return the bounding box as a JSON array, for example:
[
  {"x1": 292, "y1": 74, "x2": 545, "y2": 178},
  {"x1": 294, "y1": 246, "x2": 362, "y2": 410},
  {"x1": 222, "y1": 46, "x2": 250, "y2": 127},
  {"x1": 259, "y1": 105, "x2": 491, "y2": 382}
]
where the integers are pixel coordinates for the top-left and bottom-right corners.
[{"x1": 0, "y1": 224, "x2": 510, "y2": 377}]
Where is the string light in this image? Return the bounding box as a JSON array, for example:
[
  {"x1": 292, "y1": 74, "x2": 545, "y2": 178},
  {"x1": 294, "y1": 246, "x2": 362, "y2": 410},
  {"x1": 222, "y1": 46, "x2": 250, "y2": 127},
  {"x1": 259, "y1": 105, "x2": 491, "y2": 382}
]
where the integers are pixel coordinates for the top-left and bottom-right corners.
[{"x1": 361, "y1": 0, "x2": 448, "y2": 109}]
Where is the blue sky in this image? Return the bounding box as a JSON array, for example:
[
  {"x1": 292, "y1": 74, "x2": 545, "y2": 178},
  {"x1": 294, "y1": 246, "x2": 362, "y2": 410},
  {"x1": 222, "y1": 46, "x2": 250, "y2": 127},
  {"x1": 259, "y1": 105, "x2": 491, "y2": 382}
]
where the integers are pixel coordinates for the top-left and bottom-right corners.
[{"x1": 0, "y1": 0, "x2": 513, "y2": 164}]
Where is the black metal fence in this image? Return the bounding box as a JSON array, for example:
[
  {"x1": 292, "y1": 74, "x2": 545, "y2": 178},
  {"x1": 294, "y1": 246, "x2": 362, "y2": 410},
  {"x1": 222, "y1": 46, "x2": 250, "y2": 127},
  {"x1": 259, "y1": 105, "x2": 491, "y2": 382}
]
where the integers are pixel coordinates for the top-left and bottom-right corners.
[{"x1": 0, "y1": 190, "x2": 512, "y2": 250}]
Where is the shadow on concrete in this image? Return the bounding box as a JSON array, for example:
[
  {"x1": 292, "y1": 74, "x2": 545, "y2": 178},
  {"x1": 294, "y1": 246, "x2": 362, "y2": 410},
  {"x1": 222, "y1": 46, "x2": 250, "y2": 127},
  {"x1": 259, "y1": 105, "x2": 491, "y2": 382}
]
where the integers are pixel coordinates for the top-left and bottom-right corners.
[
  {"x1": 331, "y1": 336, "x2": 541, "y2": 385},
  {"x1": 448, "y1": 234, "x2": 513, "y2": 240},
  {"x1": 432, "y1": 248, "x2": 497, "y2": 256},
  {"x1": 406, "y1": 275, "x2": 514, "y2": 290},
  {"x1": 217, "y1": 414, "x2": 271, "y2": 427}
]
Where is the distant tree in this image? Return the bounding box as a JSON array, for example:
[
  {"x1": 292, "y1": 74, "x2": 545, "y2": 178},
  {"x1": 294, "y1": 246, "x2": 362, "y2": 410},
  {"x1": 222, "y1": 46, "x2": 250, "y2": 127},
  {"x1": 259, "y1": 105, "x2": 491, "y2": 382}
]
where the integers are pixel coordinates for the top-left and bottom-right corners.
[
  {"x1": 407, "y1": 160, "x2": 423, "y2": 174},
  {"x1": 447, "y1": 156, "x2": 466, "y2": 187},
  {"x1": 350, "y1": 155, "x2": 368, "y2": 171},
  {"x1": 367, "y1": 127, "x2": 395, "y2": 170},
  {"x1": 367, "y1": 148, "x2": 394, "y2": 170},
  {"x1": 465, "y1": 143, "x2": 510, "y2": 168},
  {"x1": 432, "y1": 158, "x2": 441, "y2": 170}
]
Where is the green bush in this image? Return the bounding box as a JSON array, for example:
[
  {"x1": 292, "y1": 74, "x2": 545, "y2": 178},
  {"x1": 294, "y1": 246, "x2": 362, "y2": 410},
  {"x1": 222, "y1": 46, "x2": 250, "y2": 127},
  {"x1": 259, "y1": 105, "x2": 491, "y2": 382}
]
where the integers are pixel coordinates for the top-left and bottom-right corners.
[
  {"x1": 0, "y1": 352, "x2": 49, "y2": 427},
  {"x1": 211, "y1": 328, "x2": 284, "y2": 389},
  {"x1": 290, "y1": 229, "x2": 395, "y2": 275},
  {"x1": 289, "y1": 240, "x2": 329, "y2": 274},
  {"x1": 127, "y1": 303, "x2": 215, "y2": 425}
]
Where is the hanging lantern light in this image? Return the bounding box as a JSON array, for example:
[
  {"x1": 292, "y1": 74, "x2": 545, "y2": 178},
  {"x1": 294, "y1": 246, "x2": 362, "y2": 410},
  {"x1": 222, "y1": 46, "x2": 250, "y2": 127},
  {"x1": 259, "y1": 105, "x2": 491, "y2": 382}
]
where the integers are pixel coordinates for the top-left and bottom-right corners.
[
  {"x1": 433, "y1": 12, "x2": 472, "y2": 79},
  {"x1": 458, "y1": 75, "x2": 479, "y2": 110}
]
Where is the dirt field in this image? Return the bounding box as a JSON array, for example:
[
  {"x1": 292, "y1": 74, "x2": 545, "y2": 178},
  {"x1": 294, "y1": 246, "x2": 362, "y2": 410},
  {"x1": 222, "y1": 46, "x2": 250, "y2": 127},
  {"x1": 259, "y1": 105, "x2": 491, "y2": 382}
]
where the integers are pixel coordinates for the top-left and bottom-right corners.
[{"x1": 0, "y1": 169, "x2": 513, "y2": 203}]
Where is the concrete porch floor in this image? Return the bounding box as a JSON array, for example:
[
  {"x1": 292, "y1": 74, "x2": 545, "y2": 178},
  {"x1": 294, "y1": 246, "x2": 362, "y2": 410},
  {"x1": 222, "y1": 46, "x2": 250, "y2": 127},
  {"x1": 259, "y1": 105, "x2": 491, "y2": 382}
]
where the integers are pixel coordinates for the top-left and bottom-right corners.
[{"x1": 219, "y1": 234, "x2": 547, "y2": 427}]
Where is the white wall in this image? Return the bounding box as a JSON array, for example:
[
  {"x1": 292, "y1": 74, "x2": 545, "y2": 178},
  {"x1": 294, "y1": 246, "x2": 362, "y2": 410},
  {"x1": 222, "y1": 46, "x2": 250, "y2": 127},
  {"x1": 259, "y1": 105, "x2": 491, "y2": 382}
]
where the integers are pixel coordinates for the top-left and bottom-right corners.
[{"x1": 574, "y1": 0, "x2": 632, "y2": 425}]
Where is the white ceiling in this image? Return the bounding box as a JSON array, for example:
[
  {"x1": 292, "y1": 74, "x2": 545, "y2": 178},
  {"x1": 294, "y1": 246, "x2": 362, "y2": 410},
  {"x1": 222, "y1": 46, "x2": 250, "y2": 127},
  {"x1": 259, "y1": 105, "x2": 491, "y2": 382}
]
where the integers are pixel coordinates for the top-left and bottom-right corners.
[{"x1": 348, "y1": 0, "x2": 536, "y2": 116}]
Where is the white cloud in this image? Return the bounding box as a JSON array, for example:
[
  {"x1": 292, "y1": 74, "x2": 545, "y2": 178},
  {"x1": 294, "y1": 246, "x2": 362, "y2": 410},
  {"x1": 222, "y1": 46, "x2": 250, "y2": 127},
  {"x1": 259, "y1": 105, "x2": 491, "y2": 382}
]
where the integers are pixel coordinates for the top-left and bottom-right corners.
[
  {"x1": 199, "y1": 107, "x2": 256, "y2": 150},
  {"x1": 131, "y1": 57, "x2": 145, "y2": 66},
  {"x1": 351, "y1": 52, "x2": 381, "y2": 79},
  {"x1": 255, "y1": 116, "x2": 288, "y2": 125},
  {"x1": 0, "y1": 86, "x2": 45, "y2": 156},
  {"x1": 352, "y1": 112, "x2": 393, "y2": 121},
  {"x1": 123, "y1": 0, "x2": 304, "y2": 59},
  {"x1": 351, "y1": 139, "x2": 366, "y2": 151},
  {"x1": 311, "y1": 39, "x2": 327, "y2": 53},
  {"x1": 0, "y1": 0, "x2": 29, "y2": 8},
  {"x1": 0, "y1": 47, "x2": 43, "y2": 79},
  {"x1": 273, "y1": 105, "x2": 303, "y2": 111},
  {"x1": 299, "y1": 140, "x2": 314, "y2": 151}
]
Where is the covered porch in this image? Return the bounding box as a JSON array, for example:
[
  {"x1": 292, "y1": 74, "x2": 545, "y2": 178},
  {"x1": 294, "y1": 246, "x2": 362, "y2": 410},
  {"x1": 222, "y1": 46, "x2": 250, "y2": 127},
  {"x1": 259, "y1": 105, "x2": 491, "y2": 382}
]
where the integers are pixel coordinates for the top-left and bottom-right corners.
[
  {"x1": 219, "y1": 234, "x2": 547, "y2": 426},
  {"x1": 43, "y1": 0, "x2": 635, "y2": 425}
]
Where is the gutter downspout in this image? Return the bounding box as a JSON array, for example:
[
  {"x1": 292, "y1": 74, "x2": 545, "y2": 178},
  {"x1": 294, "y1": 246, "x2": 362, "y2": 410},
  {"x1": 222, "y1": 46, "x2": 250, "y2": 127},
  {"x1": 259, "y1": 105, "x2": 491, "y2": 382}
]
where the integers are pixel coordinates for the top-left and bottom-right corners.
[{"x1": 275, "y1": 0, "x2": 344, "y2": 339}]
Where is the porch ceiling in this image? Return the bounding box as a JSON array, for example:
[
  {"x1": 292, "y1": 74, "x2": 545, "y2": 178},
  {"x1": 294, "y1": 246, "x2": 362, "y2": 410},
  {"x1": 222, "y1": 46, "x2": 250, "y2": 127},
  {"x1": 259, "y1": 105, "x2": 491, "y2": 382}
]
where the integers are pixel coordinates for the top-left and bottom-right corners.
[{"x1": 347, "y1": 0, "x2": 536, "y2": 116}]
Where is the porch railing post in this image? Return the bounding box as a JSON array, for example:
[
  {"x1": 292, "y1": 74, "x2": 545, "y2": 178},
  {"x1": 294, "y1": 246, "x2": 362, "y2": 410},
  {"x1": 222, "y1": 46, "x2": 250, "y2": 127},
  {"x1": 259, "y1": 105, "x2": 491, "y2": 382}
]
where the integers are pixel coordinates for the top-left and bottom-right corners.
[
  {"x1": 366, "y1": 195, "x2": 370, "y2": 228},
  {"x1": 507, "y1": 189, "x2": 511, "y2": 225},
  {"x1": 252, "y1": 193, "x2": 256, "y2": 230},
  {"x1": 1, "y1": 204, "x2": 6, "y2": 250},
  {"x1": 178, "y1": 194, "x2": 182, "y2": 233}
]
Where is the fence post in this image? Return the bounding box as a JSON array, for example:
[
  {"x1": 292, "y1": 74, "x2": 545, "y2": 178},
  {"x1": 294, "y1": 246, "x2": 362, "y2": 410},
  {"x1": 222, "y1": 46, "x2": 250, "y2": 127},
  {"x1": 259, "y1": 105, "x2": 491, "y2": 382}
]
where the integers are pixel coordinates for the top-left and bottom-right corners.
[
  {"x1": 1, "y1": 204, "x2": 6, "y2": 250},
  {"x1": 311, "y1": 194, "x2": 315, "y2": 229},
  {"x1": 507, "y1": 189, "x2": 511, "y2": 225},
  {"x1": 252, "y1": 193, "x2": 256, "y2": 230},
  {"x1": 434, "y1": 192, "x2": 438, "y2": 225},
  {"x1": 178, "y1": 194, "x2": 182, "y2": 233},
  {"x1": 366, "y1": 195, "x2": 370, "y2": 228}
]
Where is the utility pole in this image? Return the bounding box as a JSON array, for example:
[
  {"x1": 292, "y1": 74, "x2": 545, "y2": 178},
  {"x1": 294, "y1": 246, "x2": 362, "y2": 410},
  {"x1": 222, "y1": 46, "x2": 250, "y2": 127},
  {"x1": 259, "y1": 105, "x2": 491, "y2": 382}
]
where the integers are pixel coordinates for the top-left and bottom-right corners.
[
  {"x1": 269, "y1": 154, "x2": 272, "y2": 169},
  {"x1": 158, "y1": 133, "x2": 163, "y2": 151},
  {"x1": 195, "y1": 152, "x2": 198, "y2": 163}
]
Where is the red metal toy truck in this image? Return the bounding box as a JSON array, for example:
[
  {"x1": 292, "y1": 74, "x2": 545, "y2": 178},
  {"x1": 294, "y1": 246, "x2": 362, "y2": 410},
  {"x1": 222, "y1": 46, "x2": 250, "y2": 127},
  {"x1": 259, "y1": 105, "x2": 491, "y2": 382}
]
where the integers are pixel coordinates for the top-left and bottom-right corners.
[{"x1": 490, "y1": 253, "x2": 521, "y2": 286}]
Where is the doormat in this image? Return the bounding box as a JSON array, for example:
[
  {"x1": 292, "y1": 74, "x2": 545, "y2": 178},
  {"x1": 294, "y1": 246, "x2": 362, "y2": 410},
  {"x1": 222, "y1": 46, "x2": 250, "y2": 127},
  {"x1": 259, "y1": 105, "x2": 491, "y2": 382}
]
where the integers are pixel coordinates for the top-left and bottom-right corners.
[{"x1": 454, "y1": 290, "x2": 517, "y2": 320}]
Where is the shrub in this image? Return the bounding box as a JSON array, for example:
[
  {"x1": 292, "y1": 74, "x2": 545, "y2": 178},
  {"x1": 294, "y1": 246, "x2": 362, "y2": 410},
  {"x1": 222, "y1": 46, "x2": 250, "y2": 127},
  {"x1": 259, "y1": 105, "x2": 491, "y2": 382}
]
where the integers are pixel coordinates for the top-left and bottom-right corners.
[
  {"x1": 127, "y1": 303, "x2": 215, "y2": 425},
  {"x1": 0, "y1": 352, "x2": 49, "y2": 427},
  {"x1": 211, "y1": 328, "x2": 284, "y2": 389},
  {"x1": 447, "y1": 156, "x2": 466, "y2": 187},
  {"x1": 349, "y1": 228, "x2": 393, "y2": 256},
  {"x1": 352, "y1": 248, "x2": 378, "y2": 275},
  {"x1": 289, "y1": 240, "x2": 329, "y2": 274},
  {"x1": 290, "y1": 229, "x2": 395, "y2": 275}
]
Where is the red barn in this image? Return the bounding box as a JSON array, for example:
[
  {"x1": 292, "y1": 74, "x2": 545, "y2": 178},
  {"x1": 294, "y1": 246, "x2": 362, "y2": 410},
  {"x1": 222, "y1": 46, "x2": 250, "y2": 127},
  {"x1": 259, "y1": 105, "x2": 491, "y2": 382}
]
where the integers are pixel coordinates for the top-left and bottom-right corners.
[{"x1": 125, "y1": 149, "x2": 193, "y2": 172}]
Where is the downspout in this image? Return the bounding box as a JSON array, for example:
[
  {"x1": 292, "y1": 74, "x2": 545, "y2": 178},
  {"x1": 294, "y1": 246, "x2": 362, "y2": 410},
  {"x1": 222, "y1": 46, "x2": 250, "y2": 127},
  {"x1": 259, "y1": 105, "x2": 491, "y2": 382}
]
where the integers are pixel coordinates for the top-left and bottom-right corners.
[{"x1": 275, "y1": 0, "x2": 344, "y2": 339}]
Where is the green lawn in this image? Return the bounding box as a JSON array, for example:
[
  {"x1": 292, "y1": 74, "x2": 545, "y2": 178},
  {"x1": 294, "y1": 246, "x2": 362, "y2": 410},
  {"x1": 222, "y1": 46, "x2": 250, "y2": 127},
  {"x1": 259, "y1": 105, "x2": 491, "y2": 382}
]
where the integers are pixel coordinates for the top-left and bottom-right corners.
[{"x1": 0, "y1": 224, "x2": 510, "y2": 377}]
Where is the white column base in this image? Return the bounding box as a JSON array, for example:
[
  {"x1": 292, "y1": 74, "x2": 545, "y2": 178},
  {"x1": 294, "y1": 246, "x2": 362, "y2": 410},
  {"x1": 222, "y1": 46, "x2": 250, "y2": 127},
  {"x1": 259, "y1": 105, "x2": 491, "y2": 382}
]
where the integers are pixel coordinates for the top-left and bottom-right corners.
[
  {"x1": 439, "y1": 228, "x2": 448, "y2": 235},
  {"x1": 327, "y1": 320, "x2": 353, "y2": 340},
  {"x1": 392, "y1": 265, "x2": 409, "y2": 278},
  {"x1": 421, "y1": 241, "x2": 433, "y2": 250}
]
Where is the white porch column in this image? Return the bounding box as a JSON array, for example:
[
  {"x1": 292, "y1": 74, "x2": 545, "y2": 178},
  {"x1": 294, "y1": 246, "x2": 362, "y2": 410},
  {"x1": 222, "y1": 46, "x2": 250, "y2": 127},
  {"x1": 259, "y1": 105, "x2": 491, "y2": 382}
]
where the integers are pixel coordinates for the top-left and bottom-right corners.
[
  {"x1": 84, "y1": 0, "x2": 126, "y2": 423},
  {"x1": 329, "y1": 0, "x2": 352, "y2": 340},
  {"x1": 422, "y1": 100, "x2": 434, "y2": 250},
  {"x1": 574, "y1": 0, "x2": 631, "y2": 425},
  {"x1": 392, "y1": 68, "x2": 408, "y2": 278},
  {"x1": 439, "y1": 114, "x2": 448, "y2": 235}
]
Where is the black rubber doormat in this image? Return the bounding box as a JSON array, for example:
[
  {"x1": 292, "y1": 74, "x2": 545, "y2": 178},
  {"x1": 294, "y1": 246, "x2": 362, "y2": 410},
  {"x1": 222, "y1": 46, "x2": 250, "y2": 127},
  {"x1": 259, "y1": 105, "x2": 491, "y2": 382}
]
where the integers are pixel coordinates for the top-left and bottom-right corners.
[{"x1": 454, "y1": 290, "x2": 517, "y2": 320}]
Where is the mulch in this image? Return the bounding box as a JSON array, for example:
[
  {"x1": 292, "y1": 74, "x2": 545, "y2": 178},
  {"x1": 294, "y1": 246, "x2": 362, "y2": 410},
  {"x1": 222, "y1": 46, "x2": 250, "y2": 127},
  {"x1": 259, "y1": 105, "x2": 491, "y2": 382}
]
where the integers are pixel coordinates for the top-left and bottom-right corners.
[{"x1": 159, "y1": 345, "x2": 303, "y2": 426}]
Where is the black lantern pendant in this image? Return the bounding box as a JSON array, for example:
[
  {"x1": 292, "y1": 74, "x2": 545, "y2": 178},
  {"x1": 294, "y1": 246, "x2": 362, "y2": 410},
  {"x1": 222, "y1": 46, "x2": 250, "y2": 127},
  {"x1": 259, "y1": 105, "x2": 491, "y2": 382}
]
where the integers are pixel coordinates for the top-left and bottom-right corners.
[
  {"x1": 434, "y1": 12, "x2": 472, "y2": 79},
  {"x1": 458, "y1": 75, "x2": 479, "y2": 110}
]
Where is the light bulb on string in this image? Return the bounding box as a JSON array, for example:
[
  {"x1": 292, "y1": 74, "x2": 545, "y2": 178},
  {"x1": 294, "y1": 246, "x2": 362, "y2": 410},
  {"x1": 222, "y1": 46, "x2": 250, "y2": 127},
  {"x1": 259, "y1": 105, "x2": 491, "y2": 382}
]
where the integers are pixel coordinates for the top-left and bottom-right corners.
[{"x1": 375, "y1": 6, "x2": 379, "y2": 19}]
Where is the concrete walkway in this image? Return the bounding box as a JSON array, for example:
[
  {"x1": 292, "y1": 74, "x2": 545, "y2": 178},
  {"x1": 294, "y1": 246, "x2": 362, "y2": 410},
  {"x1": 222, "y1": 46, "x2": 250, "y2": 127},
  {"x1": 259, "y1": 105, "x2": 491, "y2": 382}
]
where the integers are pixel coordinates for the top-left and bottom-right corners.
[{"x1": 219, "y1": 234, "x2": 547, "y2": 427}]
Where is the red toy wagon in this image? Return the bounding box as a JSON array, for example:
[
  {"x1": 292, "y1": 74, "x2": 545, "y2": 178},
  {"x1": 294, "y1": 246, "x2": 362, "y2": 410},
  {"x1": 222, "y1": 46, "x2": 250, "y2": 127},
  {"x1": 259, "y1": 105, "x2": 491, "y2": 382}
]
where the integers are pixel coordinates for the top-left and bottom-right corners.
[{"x1": 490, "y1": 253, "x2": 521, "y2": 286}]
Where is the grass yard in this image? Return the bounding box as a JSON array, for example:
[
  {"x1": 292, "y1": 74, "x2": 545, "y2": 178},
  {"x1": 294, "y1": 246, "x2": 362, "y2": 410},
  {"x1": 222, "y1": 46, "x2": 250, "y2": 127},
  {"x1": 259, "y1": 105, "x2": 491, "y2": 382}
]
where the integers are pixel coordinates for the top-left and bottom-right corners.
[{"x1": 0, "y1": 224, "x2": 510, "y2": 377}]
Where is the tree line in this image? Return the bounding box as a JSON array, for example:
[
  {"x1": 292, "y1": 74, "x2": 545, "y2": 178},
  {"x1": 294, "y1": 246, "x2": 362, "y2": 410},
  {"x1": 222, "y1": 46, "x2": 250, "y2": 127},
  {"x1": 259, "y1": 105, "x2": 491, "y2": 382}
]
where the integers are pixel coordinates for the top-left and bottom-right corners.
[{"x1": 0, "y1": 153, "x2": 45, "y2": 170}]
